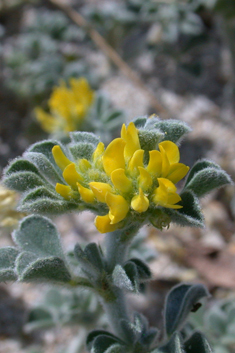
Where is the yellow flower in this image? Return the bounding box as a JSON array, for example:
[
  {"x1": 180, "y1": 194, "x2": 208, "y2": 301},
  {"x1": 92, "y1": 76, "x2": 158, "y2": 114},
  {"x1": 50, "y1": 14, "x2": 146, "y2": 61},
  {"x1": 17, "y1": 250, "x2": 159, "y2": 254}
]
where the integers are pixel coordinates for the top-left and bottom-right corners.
[
  {"x1": 52, "y1": 122, "x2": 189, "y2": 233},
  {"x1": 35, "y1": 78, "x2": 94, "y2": 134}
]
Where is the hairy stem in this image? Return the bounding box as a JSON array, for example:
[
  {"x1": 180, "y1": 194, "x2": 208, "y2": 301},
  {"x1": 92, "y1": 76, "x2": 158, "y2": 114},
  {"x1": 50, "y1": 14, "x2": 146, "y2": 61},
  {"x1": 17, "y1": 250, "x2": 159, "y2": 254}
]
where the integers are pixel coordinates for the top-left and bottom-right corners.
[
  {"x1": 105, "y1": 223, "x2": 140, "y2": 273},
  {"x1": 101, "y1": 223, "x2": 140, "y2": 341}
]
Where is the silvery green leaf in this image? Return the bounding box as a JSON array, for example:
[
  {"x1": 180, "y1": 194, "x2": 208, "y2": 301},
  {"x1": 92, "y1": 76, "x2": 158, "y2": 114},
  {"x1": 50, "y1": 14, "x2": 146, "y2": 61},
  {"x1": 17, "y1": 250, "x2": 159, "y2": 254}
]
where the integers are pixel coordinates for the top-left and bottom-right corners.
[
  {"x1": 104, "y1": 343, "x2": 125, "y2": 353},
  {"x1": 19, "y1": 194, "x2": 78, "y2": 214},
  {"x1": 4, "y1": 158, "x2": 41, "y2": 177},
  {"x1": 16, "y1": 251, "x2": 38, "y2": 275},
  {"x1": 122, "y1": 261, "x2": 139, "y2": 291},
  {"x1": 69, "y1": 143, "x2": 95, "y2": 160},
  {"x1": 119, "y1": 319, "x2": 136, "y2": 343},
  {"x1": 138, "y1": 129, "x2": 164, "y2": 154},
  {"x1": 70, "y1": 131, "x2": 99, "y2": 146},
  {"x1": 154, "y1": 119, "x2": 191, "y2": 143},
  {"x1": 24, "y1": 152, "x2": 64, "y2": 185},
  {"x1": 0, "y1": 247, "x2": 19, "y2": 268},
  {"x1": 19, "y1": 186, "x2": 61, "y2": 202},
  {"x1": 13, "y1": 215, "x2": 65, "y2": 258},
  {"x1": 74, "y1": 244, "x2": 100, "y2": 280},
  {"x1": 184, "y1": 332, "x2": 213, "y2": 353},
  {"x1": 90, "y1": 336, "x2": 121, "y2": 353},
  {"x1": 0, "y1": 247, "x2": 19, "y2": 281},
  {"x1": 133, "y1": 116, "x2": 147, "y2": 128},
  {"x1": 164, "y1": 190, "x2": 204, "y2": 228},
  {"x1": 184, "y1": 164, "x2": 232, "y2": 198},
  {"x1": 164, "y1": 283, "x2": 210, "y2": 336},
  {"x1": 112, "y1": 264, "x2": 134, "y2": 291},
  {"x1": 87, "y1": 330, "x2": 123, "y2": 352},
  {"x1": 84, "y1": 243, "x2": 105, "y2": 271},
  {"x1": 184, "y1": 160, "x2": 220, "y2": 187},
  {"x1": 4, "y1": 171, "x2": 45, "y2": 192},
  {"x1": 157, "y1": 333, "x2": 183, "y2": 353},
  {"x1": 140, "y1": 327, "x2": 158, "y2": 346},
  {"x1": 28, "y1": 140, "x2": 62, "y2": 168},
  {"x1": 127, "y1": 258, "x2": 151, "y2": 281},
  {"x1": 19, "y1": 256, "x2": 71, "y2": 283}
]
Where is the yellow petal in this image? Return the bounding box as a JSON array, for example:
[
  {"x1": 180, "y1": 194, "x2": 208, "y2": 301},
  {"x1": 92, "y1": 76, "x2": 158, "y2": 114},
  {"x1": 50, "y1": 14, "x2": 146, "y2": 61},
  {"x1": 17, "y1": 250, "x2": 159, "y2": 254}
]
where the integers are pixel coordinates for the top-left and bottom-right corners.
[
  {"x1": 159, "y1": 141, "x2": 179, "y2": 164},
  {"x1": 52, "y1": 145, "x2": 72, "y2": 171},
  {"x1": 78, "y1": 159, "x2": 91, "y2": 173},
  {"x1": 138, "y1": 167, "x2": 153, "y2": 191},
  {"x1": 89, "y1": 182, "x2": 113, "y2": 202},
  {"x1": 55, "y1": 183, "x2": 74, "y2": 200},
  {"x1": 164, "y1": 203, "x2": 182, "y2": 209},
  {"x1": 159, "y1": 145, "x2": 170, "y2": 177},
  {"x1": 167, "y1": 163, "x2": 190, "y2": 184},
  {"x1": 63, "y1": 163, "x2": 83, "y2": 189},
  {"x1": 106, "y1": 193, "x2": 129, "y2": 224},
  {"x1": 93, "y1": 142, "x2": 105, "y2": 161},
  {"x1": 131, "y1": 188, "x2": 149, "y2": 213},
  {"x1": 111, "y1": 169, "x2": 132, "y2": 193},
  {"x1": 102, "y1": 138, "x2": 126, "y2": 176},
  {"x1": 77, "y1": 182, "x2": 95, "y2": 203},
  {"x1": 157, "y1": 178, "x2": 177, "y2": 193},
  {"x1": 94, "y1": 214, "x2": 118, "y2": 234},
  {"x1": 147, "y1": 150, "x2": 162, "y2": 176},
  {"x1": 152, "y1": 178, "x2": 182, "y2": 209},
  {"x1": 167, "y1": 193, "x2": 182, "y2": 205},
  {"x1": 121, "y1": 122, "x2": 140, "y2": 160},
  {"x1": 128, "y1": 149, "x2": 144, "y2": 174},
  {"x1": 152, "y1": 184, "x2": 168, "y2": 206}
]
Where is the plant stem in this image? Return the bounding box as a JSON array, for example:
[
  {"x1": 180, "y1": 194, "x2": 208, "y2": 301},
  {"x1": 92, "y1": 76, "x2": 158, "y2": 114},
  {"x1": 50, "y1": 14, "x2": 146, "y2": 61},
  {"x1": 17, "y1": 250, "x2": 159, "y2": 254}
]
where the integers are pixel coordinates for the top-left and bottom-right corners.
[
  {"x1": 101, "y1": 223, "x2": 140, "y2": 341},
  {"x1": 105, "y1": 223, "x2": 140, "y2": 273},
  {"x1": 101, "y1": 288, "x2": 131, "y2": 341}
]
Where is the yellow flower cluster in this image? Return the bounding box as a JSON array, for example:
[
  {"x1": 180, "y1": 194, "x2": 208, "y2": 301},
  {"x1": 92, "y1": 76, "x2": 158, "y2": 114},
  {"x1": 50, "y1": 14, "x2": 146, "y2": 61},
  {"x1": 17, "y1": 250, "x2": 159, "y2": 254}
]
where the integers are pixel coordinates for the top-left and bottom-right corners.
[
  {"x1": 35, "y1": 78, "x2": 94, "y2": 134},
  {"x1": 52, "y1": 122, "x2": 189, "y2": 233}
]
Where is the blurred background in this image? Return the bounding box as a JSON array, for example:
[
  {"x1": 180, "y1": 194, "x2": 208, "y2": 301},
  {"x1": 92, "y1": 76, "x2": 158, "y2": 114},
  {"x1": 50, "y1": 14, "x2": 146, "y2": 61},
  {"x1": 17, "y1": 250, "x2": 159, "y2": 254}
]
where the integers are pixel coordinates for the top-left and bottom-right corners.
[{"x1": 0, "y1": 0, "x2": 235, "y2": 352}]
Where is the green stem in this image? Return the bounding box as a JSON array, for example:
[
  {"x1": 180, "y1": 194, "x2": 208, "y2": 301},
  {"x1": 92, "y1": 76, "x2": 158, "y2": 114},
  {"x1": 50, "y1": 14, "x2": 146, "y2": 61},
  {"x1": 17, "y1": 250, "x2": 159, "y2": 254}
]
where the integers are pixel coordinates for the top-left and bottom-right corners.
[
  {"x1": 105, "y1": 222, "x2": 140, "y2": 273},
  {"x1": 102, "y1": 223, "x2": 140, "y2": 341},
  {"x1": 101, "y1": 288, "x2": 131, "y2": 341}
]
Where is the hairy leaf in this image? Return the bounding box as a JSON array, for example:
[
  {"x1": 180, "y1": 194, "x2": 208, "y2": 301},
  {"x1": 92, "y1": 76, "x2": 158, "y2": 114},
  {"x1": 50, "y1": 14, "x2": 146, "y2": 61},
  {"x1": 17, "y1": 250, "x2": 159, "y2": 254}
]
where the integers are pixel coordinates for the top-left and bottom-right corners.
[{"x1": 164, "y1": 283, "x2": 210, "y2": 336}]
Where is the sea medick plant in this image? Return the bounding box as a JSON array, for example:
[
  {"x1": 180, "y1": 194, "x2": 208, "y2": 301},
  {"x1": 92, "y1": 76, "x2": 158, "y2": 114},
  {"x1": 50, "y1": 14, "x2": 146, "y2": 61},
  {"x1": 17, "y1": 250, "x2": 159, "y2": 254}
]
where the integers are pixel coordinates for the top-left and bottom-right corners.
[
  {"x1": 1, "y1": 115, "x2": 232, "y2": 353},
  {"x1": 35, "y1": 77, "x2": 125, "y2": 143}
]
